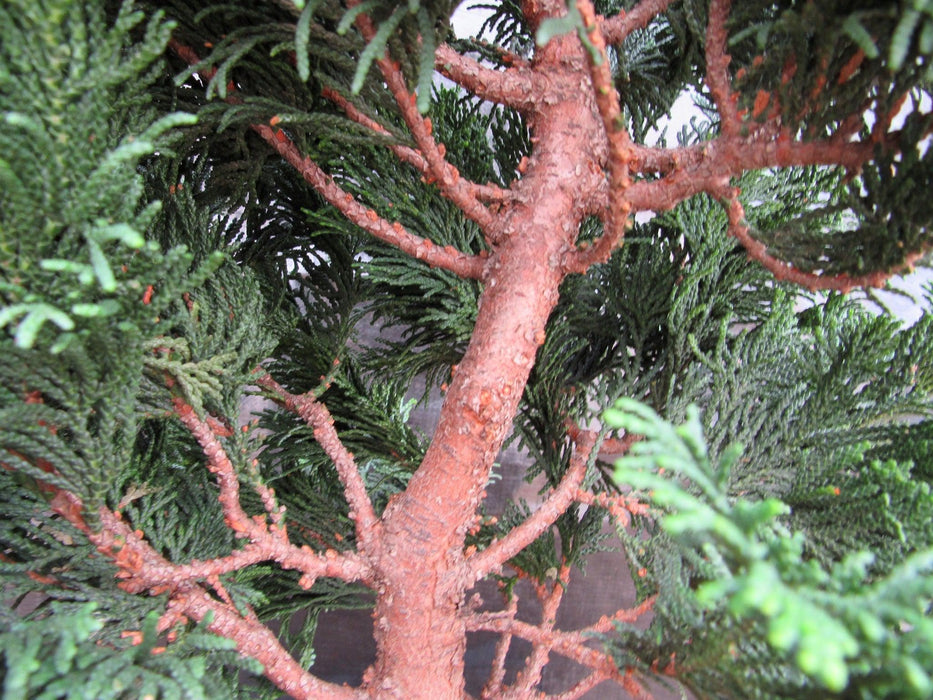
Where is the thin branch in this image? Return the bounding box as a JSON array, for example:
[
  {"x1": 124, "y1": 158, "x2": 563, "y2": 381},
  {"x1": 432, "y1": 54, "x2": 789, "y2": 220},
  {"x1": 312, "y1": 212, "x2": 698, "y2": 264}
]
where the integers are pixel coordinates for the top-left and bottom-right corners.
[
  {"x1": 465, "y1": 612, "x2": 650, "y2": 697},
  {"x1": 718, "y1": 185, "x2": 912, "y2": 292},
  {"x1": 511, "y1": 565, "x2": 572, "y2": 695},
  {"x1": 322, "y1": 85, "x2": 511, "y2": 203},
  {"x1": 252, "y1": 122, "x2": 486, "y2": 279},
  {"x1": 256, "y1": 373, "x2": 382, "y2": 553},
  {"x1": 563, "y1": 0, "x2": 635, "y2": 275},
  {"x1": 600, "y1": 0, "x2": 677, "y2": 46},
  {"x1": 482, "y1": 593, "x2": 519, "y2": 698},
  {"x1": 173, "y1": 398, "x2": 266, "y2": 538},
  {"x1": 467, "y1": 432, "x2": 594, "y2": 582},
  {"x1": 575, "y1": 489, "x2": 649, "y2": 530},
  {"x1": 624, "y1": 133, "x2": 878, "y2": 213},
  {"x1": 435, "y1": 43, "x2": 537, "y2": 112},
  {"x1": 580, "y1": 595, "x2": 656, "y2": 636},
  {"x1": 347, "y1": 9, "x2": 498, "y2": 232},
  {"x1": 46, "y1": 495, "x2": 368, "y2": 699},
  {"x1": 169, "y1": 39, "x2": 486, "y2": 279},
  {"x1": 167, "y1": 583, "x2": 365, "y2": 699},
  {"x1": 705, "y1": 0, "x2": 741, "y2": 136},
  {"x1": 552, "y1": 671, "x2": 617, "y2": 700},
  {"x1": 376, "y1": 57, "x2": 499, "y2": 231}
]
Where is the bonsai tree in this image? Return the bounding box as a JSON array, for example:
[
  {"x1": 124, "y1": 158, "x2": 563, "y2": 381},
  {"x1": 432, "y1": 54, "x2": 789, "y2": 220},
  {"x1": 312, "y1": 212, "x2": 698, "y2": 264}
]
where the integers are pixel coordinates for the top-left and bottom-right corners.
[{"x1": 2, "y1": 0, "x2": 932, "y2": 697}]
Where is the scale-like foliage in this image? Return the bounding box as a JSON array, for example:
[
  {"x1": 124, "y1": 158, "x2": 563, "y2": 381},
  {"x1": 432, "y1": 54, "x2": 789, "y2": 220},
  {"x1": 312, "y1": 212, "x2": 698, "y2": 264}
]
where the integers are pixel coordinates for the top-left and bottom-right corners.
[{"x1": 609, "y1": 401, "x2": 933, "y2": 698}]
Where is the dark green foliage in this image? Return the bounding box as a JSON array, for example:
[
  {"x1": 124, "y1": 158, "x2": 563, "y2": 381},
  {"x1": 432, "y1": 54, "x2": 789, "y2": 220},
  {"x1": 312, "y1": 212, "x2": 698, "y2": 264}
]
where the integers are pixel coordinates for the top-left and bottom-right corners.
[{"x1": 513, "y1": 168, "x2": 933, "y2": 695}]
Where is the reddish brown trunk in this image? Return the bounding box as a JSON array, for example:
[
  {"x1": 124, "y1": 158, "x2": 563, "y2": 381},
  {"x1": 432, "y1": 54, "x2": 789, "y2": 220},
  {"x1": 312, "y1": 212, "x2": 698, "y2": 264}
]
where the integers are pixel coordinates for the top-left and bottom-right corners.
[{"x1": 367, "y1": 35, "x2": 609, "y2": 698}]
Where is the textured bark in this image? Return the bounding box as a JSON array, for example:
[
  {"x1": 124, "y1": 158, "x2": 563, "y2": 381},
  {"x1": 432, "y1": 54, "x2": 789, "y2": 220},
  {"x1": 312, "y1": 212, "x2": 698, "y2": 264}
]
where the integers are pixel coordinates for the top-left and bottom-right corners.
[{"x1": 366, "y1": 28, "x2": 610, "y2": 698}]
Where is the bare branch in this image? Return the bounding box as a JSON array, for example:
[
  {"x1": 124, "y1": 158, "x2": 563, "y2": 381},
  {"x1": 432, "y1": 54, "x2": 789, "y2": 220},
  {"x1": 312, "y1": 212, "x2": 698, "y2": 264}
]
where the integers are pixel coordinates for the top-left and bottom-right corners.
[
  {"x1": 717, "y1": 186, "x2": 916, "y2": 292},
  {"x1": 256, "y1": 373, "x2": 382, "y2": 553},
  {"x1": 465, "y1": 612, "x2": 651, "y2": 698},
  {"x1": 482, "y1": 593, "x2": 519, "y2": 698},
  {"x1": 344, "y1": 10, "x2": 499, "y2": 232},
  {"x1": 322, "y1": 85, "x2": 511, "y2": 204},
  {"x1": 511, "y1": 565, "x2": 572, "y2": 695},
  {"x1": 624, "y1": 132, "x2": 879, "y2": 214},
  {"x1": 467, "y1": 432, "x2": 594, "y2": 582},
  {"x1": 167, "y1": 583, "x2": 366, "y2": 699},
  {"x1": 173, "y1": 398, "x2": 268, "y2": 538},
  {"x1": 376, "y1": 58, "x2": 500, "y2": 231},
  {"x1": 168, "y1": 39, "x2": 486, "y2": 279},
  {"x1": 705, "y1": 0, "x2": 741, "y2": 136},
  {"x1": 563, "y1": 0, "x2": 634, "y2": 275},
  {"x1": 46, "y1": 494, "x2": 369, "y2": 699},
  {"x1": 600, "y1": 0, "x2": 676, "y2": 45},
  {"x1": 435, "y1": 43, "x2": 536, "y2": 112},
  {"x1": 580, "y1": 595, "x2": 656, "y2": 636},
  {"x1": 575, "y1": 488, "x2": 649, "y2": 530},
  {"x1": 252, "y1": 123, "x2": 486, "y2": 278}
]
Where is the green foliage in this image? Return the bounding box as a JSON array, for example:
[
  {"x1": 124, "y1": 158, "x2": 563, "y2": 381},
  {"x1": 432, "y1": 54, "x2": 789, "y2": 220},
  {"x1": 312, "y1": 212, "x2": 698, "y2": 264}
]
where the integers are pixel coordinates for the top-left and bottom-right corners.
[
  {"x1": 0, "y1": 0, "x2": 195, "y2": 351},
  {"x1": 0, "y1": 601, "x2": 259, "y2": 699},
  {"x1": 607, "y1": 400, "x2": 933, "y2": 698}
]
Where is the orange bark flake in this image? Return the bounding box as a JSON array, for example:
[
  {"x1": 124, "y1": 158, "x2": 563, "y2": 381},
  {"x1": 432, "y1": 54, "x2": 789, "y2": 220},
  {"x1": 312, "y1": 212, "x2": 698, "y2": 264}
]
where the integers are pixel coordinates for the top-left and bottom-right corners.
[
  {"x1": 838, "y1": 50, "x2": 865, "y2": 84},
  {"x1": 121, "y1": 630, "x2": 144, "y2": 646},
  {"x1": 752, "y1": 90, "x2": 771, "y2": 119}
]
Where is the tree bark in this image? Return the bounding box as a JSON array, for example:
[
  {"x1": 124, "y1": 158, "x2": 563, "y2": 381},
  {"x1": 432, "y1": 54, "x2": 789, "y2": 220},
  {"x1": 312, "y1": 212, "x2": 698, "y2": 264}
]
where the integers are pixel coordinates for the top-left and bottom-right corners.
[{"x1": 367, "y1": 32, "x2": 609, "y2": 698}]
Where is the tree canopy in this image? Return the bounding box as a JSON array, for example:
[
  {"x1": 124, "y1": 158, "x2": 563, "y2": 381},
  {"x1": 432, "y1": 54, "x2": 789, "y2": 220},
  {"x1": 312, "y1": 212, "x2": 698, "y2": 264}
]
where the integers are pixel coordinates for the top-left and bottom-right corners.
[{"x1": 1, "y1": 0, "x2": 933, "y2": 698}]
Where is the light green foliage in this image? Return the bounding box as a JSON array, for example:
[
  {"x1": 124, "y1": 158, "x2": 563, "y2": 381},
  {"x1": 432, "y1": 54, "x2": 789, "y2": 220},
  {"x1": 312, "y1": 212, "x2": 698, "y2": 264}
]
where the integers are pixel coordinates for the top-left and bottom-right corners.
[
  {"x1": 0, "y1": 602, "x2": 260, "y2": 700},
  {"x1": 608, "y1": 400, "x2": 933, "y2": 698},
  {"x1": 0, "y1": 1, "x2": 197, "y2": 350},
  {"x1": 0, "y1": 2, "x2": 283, "y2": 695}
]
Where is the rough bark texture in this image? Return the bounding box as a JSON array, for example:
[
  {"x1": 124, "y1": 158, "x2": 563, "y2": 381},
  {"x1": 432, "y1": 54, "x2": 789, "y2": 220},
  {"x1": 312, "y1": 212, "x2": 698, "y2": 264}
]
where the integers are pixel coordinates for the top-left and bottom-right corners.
[{"x1": 364, "y1": 27, "x2": 613, "y2": 696}]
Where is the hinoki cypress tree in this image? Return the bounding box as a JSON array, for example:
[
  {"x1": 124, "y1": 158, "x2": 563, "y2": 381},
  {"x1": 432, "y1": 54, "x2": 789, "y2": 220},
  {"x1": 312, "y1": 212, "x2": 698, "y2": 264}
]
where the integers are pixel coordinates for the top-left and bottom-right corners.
[{"x1": 2, "y1": 0, "x2": 933, "y2": 697}]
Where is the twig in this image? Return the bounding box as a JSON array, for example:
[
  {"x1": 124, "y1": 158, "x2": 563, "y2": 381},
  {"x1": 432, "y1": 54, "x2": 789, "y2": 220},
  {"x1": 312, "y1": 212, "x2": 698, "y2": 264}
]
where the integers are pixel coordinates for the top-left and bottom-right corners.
[
  {"x1": 482, "y1": 593, "x2": 519, "y2": 698},
  {"x1": 168, "y1": 39, "x2": 486, "y2": 279},
  {"x1": 705, "y1": 0, "x2": 741, "y2": 136},
  {"x1": 347, "y1": 9, "x2": 498, "y2": 232},
  {"x1": 563, "y1": 0, "x2": 635, "y2": 275},
  {"x1": 253, "y1": 123, "x2": 486, "y2": 279},
  {"x1": 511, "y1": 565, "x2": 572, "y2": 695},
  {"x1": 575, "y1": 489, "x2": 649, "y2": 530},
  {"x1": 256, "y1": 373, "x2": 382, "y2": 553},
  {"x1": 173, "y1": 398, "x2": 264, "y2": 538},
  {"x1": 600, "y1": 0, "x2": 677, "y2": 46},
  {"x1": 322, "y1": 86, "x2": 511, "y2": 205},
  {"x1": 47, "y1": 494, "x2": 369, "y2": 699},
  {"x1": 166, "y1": 582, "x2": 365, "y2": 699},
  {"x1": 467, "y1": 431, "x2": 594, "y2": 582},
  {"x1": 465, "y1": 612, "x2": 646, "y2": 695},
  {"x1": 580, "y1": 595, "x2": 656, "y2": 636},
  {"x1": 718, "y1": 185, "x2": 908, "y2": 291},
  {"x1": 434, "y1": 43, "x2": 536, "y2": 112}
]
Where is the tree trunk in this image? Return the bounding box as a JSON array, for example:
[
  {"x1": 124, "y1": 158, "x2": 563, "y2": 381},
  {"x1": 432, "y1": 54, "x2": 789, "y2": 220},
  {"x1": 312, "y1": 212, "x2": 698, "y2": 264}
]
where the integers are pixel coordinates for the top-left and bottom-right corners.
[{"x1": 368, "y1": 37, "x2": 609, "y2": 696}]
